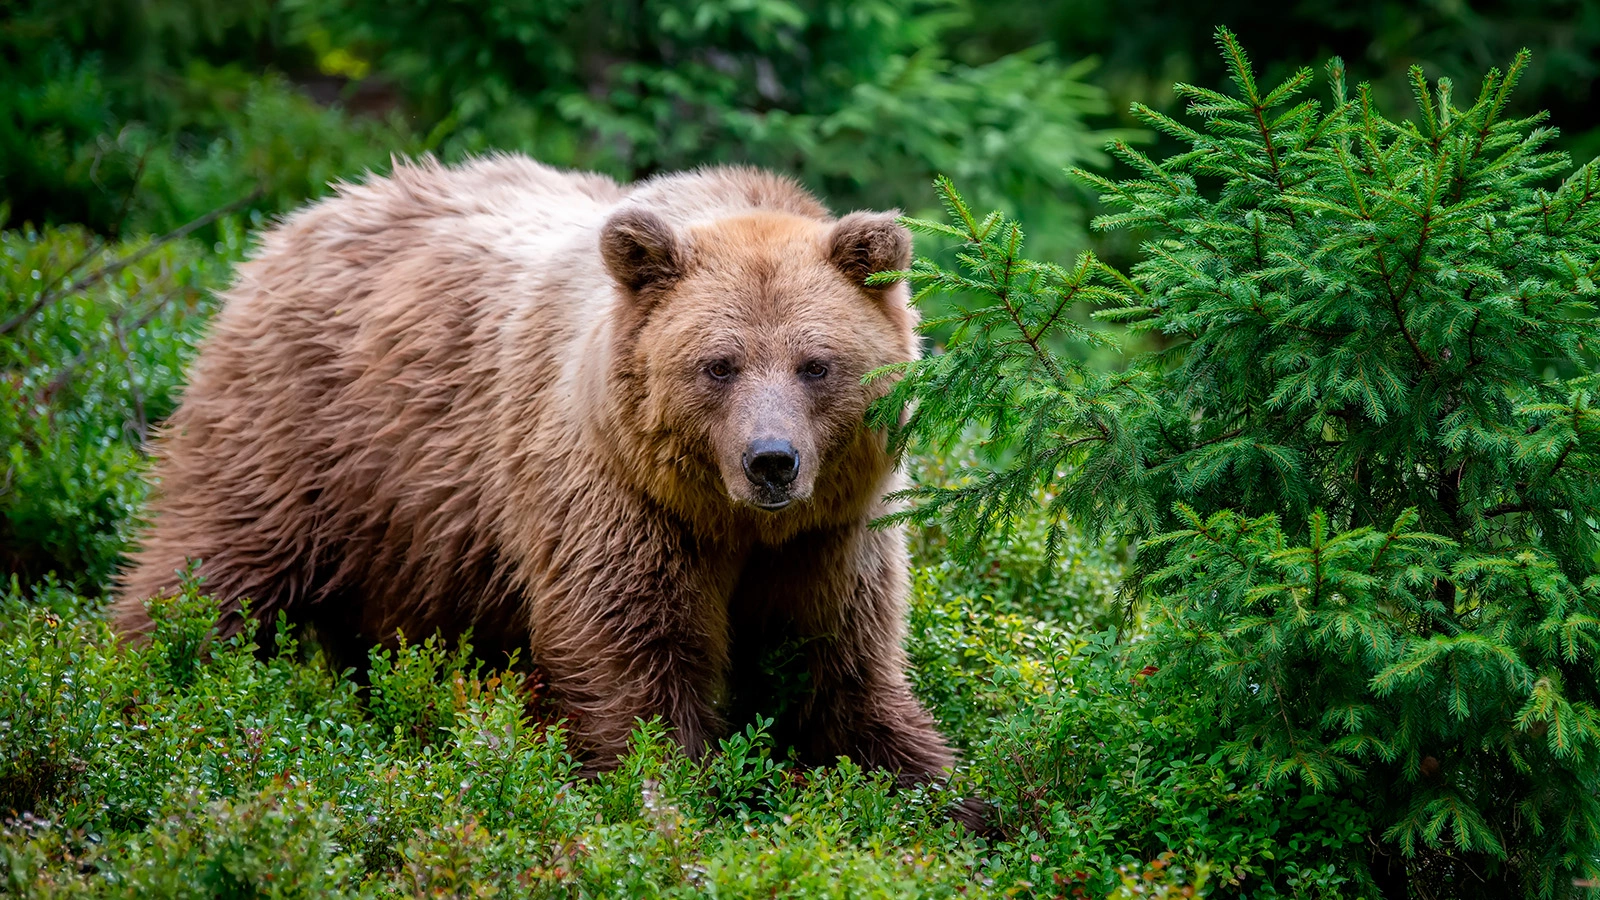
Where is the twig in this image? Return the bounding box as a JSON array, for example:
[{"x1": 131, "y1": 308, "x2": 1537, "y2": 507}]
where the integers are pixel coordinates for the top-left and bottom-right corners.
[
  {"x1": 113, "y1": 325, "x2": 147, "y2": 444},
  {"x1": 109, "y1": 147, "x2": 151, "y2": 238},
  {"x1": 1484, "y1": 501, "x2": 1533, "y2": 518},
  {"x1": 0, "y1": 189, "x2": 261, "y2": 337}
]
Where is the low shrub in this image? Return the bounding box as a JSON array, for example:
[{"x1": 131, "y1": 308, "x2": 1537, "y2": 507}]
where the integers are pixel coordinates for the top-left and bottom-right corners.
[
  {"x1": 0, "y1": 224, "x2": 243, "y2": 588},
  {"x1": 0, "y1": 555, "x2": 1321, "y2": 897}
]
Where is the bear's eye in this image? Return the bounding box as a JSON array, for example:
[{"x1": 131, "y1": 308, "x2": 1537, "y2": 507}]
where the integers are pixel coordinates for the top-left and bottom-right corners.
[
  {"x1": 705, "y1": 360, "x2": 735, "y2": 381},
  {"x1": 801, "y1": 361, "x2": 829, "y2": 380}
]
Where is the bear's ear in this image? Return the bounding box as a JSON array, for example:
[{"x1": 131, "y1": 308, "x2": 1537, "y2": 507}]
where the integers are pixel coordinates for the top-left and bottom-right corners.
[
  {"x1": 601, "y1": 209, "x2": 688, "y2": 295},
  {"x1": 827, "y1": 211, "x2": 912, "y2": 289}
]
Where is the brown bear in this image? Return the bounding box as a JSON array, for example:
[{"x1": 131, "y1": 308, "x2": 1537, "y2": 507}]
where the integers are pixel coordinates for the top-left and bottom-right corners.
[{"x1": 114, "y1": 154, "x2": 959, "y2": 791}]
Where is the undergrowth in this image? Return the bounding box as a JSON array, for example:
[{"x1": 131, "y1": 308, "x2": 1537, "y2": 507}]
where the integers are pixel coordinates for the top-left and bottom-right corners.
[{"x1": 0, "y1": 556, "x2": 1344, "y2": 898}]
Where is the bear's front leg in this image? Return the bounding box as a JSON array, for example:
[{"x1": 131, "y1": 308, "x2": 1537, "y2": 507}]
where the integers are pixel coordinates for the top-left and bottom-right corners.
[
  {"x1": 527, "y1": 512, "x2": 734, "y2": 767},
  {"x1": 735, "y1": 524, "x2": 956, "y2": 785}
]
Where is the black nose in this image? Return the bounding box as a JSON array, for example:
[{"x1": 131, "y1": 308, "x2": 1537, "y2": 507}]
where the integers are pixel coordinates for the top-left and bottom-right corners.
[{"x1": 743, "y1": 440, "x2": 799, "y2": 487}]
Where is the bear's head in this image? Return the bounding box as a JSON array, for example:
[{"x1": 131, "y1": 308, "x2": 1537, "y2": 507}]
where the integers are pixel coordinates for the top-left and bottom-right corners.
[{"x1": 601, "y1": 206, "x2": 916, "y2": 535}]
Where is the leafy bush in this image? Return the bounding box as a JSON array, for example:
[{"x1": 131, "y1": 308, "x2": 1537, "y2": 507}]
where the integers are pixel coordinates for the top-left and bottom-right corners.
[
  {"x1": 364, "y1": 631, "x2": 498, "y2": 748},
  {"x1": 971, "y1": 630, "x2": 1368, "y2": 898},
  {"x1": 0, "y1": 224, "x2": 244, "y2": 587},
  {"x1": 909, "y1": 446, "x2": 1129, "y2": 630},
  {"x1": 286, "y1": 0, "x2": 1122, "y2": 256},
  {"x1": 0, "y1": 0, "x2": 413, "y2": 234},
  {"x1": 881, "y1": 28, "x2": 1600, "y2": 897},
  {"x1": 3, "y1": 558, "x2": 1347, "y2": 898},
  {"x1": 0, "y1": 581, "x2": 967, "y2": 896}
]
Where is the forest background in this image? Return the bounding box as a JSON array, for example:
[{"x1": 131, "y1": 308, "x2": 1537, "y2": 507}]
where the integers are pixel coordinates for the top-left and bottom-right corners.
[{"x1": 4, "y1": 1, "x2": 1600, "y2": 897}]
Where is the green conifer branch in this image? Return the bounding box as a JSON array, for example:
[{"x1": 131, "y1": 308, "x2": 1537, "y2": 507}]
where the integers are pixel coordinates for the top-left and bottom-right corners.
[{"x1": 882, "y1": 28, "x2": 1600, "y2": 891}]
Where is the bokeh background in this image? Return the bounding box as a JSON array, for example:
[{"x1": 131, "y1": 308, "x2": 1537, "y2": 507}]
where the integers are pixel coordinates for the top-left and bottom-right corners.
[{"x1": 8, "y1": 0, "x2": 1599, "y2": 248}]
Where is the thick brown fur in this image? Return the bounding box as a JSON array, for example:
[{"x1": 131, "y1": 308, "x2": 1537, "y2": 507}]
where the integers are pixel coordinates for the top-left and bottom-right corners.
[{"x1": 114, "y1": 154, "x2": 955, "y2": 787}]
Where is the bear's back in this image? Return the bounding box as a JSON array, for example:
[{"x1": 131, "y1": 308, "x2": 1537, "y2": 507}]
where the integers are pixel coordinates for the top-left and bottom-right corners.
[{"x1": 118, "y1": 158, "x2": 626, "y2": 636}]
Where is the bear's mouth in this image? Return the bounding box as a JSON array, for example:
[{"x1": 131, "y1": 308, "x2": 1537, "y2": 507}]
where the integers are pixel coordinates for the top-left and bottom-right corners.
[{"x1": 752, "y1": 498, "x2": 793, "y2": 512}]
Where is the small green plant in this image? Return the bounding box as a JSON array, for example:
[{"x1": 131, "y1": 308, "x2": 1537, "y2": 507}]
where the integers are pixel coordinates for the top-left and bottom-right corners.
[
  {"x1": 364, "y1": 630, "x2": 484, "y2": 747},
  {"x1": 0, "y1": 223, "x2": 244, "y2": 588},
  {"x1": 1105, "y1": 853, "x2": 1210, "y2": 900},
  {"x1": 909, "y1": 444, "x2": 1129, "y2": 629},
  {"x1": 880, "y1": 27, "x2": 1600, "y2": 898},
  {"x1": 143, "y1": 562, "x2": 230, "y2": 689}
]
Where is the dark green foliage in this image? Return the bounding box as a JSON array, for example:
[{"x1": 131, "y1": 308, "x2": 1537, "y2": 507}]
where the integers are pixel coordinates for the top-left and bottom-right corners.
[
  {"x1": 0, "y1": 225, "x2": 242, "y2": 587},
  {"x1": 0, "y1": 573, "x2": 1238, "y2": 897},
  {"x1": 289, "y1": 0, "x2": 1120, "y2": 255},
  {"x1": 867, "y1": 185, "x2": 1143, "y2": 555},
  {"x1": 1147, "y1": 507, "x2": 1600, "y2": 897},
  {"x1": 958, "y1": 0, "x2": 1600, "y2": 165},
  {"x1": 883, "y1": 28, "x2": 1600, "y2": 897},
  {"x1": 1082, "y1": 43, "x2": 1600, "y2": 549},
  {"x1": 3, "y1": 0, "x2": 1117, "y2": 257},
  {"x1": 968, "y1": 631, "x2": 1368, "y2": 897},
  {"x1": 0, "y1": 0, "x2": 412, "y2": 235}
]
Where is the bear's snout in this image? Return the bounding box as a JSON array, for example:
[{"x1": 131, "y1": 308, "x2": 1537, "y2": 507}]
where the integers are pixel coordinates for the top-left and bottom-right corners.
[{"x1": 743, "y1": 439, "x2": 800, "y2": 507}]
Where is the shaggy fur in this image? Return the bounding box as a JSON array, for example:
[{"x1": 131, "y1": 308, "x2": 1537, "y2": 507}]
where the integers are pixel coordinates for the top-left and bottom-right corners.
[{"x1": 114, "y1": 154, "x2": 954, "y2": 786}]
